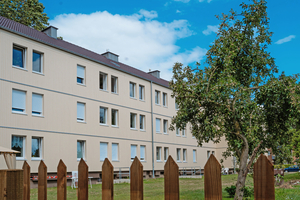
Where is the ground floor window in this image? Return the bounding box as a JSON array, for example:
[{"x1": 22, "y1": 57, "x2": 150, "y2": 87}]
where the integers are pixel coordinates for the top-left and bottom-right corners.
[
  {"x1": 12, "y1": 135, "x2": 25, "y2": 159},
  {"x1": 32, "y1": 137, "x2": 42, "y2": 159},
  {"x1": 77, "y1": 140, "x2": 85, "y2": 160}
]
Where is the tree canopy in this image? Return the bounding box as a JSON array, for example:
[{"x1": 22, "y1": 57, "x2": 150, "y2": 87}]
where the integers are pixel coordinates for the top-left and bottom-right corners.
[
  {"x1": 0, "y1": 0, "x2": 49, "y2": 31},
  {"x1": 170, "y1": 0, "x2": 300, "y2": 199}
]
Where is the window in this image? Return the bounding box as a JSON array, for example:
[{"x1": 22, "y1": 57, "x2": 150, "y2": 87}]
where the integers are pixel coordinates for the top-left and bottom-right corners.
[
  {"x1": 77, "y1": 140, "x2": 85, "y2": 160},
  {"x1": 193, "y1": 150, "x2": 197, "y2": 162},
  {"x1": 212, "y1": 151, "x2": 215, "y2": 156},
  {"x1": 140, "y1": 145, "x2": 146, "y2": 161},
  {"x1": 130, "y1": 113, "x2": 137, "y2": 129},
  {"x1": 112, "y1": 143, "x2": 119, "y2": 161},
  {"x1": 156, "y1": 118, "x2": 161, "y2": 133},
  {"x1": 176, "y1": 148, "x2": 181, "y2": 162},
  {"x1": 12, "y1": 89, "x2": 26, "y2": 113},
  {"x1": 100, "y1": 107, "x2": 108, "y2": 125},
  {"x1": 32, "y1": 93, "x2": 43, "y2": 116},
  {"x1": 182, "y1": 128, "x2": 186, "y2": 137},
  {"x1": 100, "y1": 142, "x2": 108, "y2": 161},
  {"x1": 12, "y1": 136, "x2": 25, "y2": 159},
  {"x1": 164, "y1": 147, "x2": 169, "y2": 161},
  {"x1": 139, "y1": 85, "x2": 144, "y2": 100},
  {"x1": 131, "y1": 145, "x2": 137, "y2": 161},
  {"x1": 77, "y1": 65, "x2": 85, "y2": 84},
  {"x1": 32, "y1": 51, "x2": 43, "y2": 73},
  {"x1": 207, "y1": 151, "x2": 211, "y2": 160},
  {"x1": 130, "y1": 82, "x2": 136, "y2": 98},
  {"x1": 163, "y1": 93, "x2": 167, "y2": 107},
  {"x1": 156, "y1": 147, "x2": 161, "y2": 161},
  {"x1": 32, "y1": 137, "x2": 42, "y2": 159},
  {"x1": 140, "y1": 115, "x2": 145, "y2": 130},
  {"x1": 111, "y1": 109, "x2": 118, "y2": 126},
  {"x1": 176, "y1": 127, "x2": 180, "y2": 136},
  {"x1": 100, "y1": 72, "x2": 107, "y2": 90},
  {"x1": 175, "y1": 98, "x2": 179, "y2": 110},
  {"x1": 13, "y1": 45, "x2": 25, "y2": 68},
  {"x1": 77, "y1": 102, "x2": 85, "y2": 122},
  {"x1": 163, "y1": 120, "x2": 168, "y2": 134},
  {"x1": 155, "y1": 90, "x2": 160, "y2": 105},
  {"x1": 183, "y1": 149, "x2": 187, "y2": 162},
  {"x1": 111, "y1": 76, "x2": 118, "y2": 93}
]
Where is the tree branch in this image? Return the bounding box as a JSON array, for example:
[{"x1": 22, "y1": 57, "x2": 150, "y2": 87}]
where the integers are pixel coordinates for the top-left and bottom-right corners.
[{"x1": 244, "y1": 141, "x2": 263, "y2": 176}]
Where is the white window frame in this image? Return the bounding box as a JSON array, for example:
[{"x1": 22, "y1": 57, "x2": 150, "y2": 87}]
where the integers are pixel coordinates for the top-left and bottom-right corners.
[
  {"x1": 183, "y1": 149, "x2": 187, "y2": 162},
  {"x1": 176, "y1": 148, "x2": 181, "y2": 162},
  {"x1": 111, "y1": 109, "x2": 118, "y2": 127},
  {"x1": 12, "y1": 45, "x2": 26, "y2": 69},
  {"x1": 100, "y1": 107, "x2": 108, "y2": 125},
  {"x1": 156, "y1": 147, "x2": 162, "y2": 161},
  {"x1": 193, "y1": 149, "x2": 197, "y2": 162},
  {"x1": 77, "y1": 65, "x2": 85, "y2": 85},
  {"x1": 77, "y1": 102, "x2": 85, "y2": 122},
  {"x1": 32, "y1": 50, "x2": 43, "y2": 74},
  {"x1": 131, "y1": 144, "x2": 137, "y2": 161},
  {"x1": 164, "y1": 147, "x2": 169, "y2": 162},
  {"x1": 12, "y1": 89, "x2": 26, "y2": 114},
  {"x1": 111, "y1": 76, "x2": 118, "y2": 94},
  {"x1": 12, "y1": 135, "x2": 26, "y2": 160},
  {"x1": 130, "y1": 113, "x2": 137, "y2": 129},
  {"x1": 31, "y1": 137, "x2": 42, "y2": 160},
  {"x1": 140, "y1": 145, "x2": 146, "y2": 161},
  {"x1": 77, "y1": 140, "x2": 85, "y2": 161},
  {"x1": 140, "y1": 115, "x2": 145, "y2": 130},
  {"x1": 139, "y1": 85, "x2": 145, "y2": 101},
  {"x1": 155, "y1": 90, "x2": 160, "y2": 105},
  {"x1": 32, "y1": 93, "x2": 43, "y2": 116},
  {"x1": 130, "y1": 82, "x2": 136, "y2": 98},
  {"x1": 100, "y1": 72, "x2": 108, "y2": 91},
  {"x1": 100, "y1": 142, "x2": 108, "y2": 161},
  {"x1": 163, "y1": 93, "x2": 167, "y2": 107},
  {"x1": 156, "y1": 118, "x2": 161, "y2": 133},
  {"x1": 112, "y1": 143, "x2": 119, "y2": 161},
  {"x1": 163, "y1": 120, "x2": 168, "y2": 134}
]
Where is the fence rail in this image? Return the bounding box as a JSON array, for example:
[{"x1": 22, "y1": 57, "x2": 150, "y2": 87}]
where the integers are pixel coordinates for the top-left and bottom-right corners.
[{"x1": 0, "y1": 154, "x2": 275, "y2": 200}]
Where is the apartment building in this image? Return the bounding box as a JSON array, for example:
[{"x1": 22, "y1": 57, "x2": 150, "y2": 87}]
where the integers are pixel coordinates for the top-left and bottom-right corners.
[{"x1": 0, "y1": 16, "x2": 232, "y2": 178}]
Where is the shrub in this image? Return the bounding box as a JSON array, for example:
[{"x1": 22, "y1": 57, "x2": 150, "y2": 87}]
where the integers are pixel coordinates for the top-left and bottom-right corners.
[{"x1": 225, "y1": 185, "x2": 254, "y2": 198}]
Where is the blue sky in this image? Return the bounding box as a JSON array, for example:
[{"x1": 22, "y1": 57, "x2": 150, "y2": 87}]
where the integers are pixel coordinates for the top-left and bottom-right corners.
[{"x1": 41, "y1": 0, "x2": 299, "y2": 80}]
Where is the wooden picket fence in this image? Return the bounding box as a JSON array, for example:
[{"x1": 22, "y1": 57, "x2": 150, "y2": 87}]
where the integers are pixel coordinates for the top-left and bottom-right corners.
[{"x1": 0, "y1": 154, "x2": 274, "y2": 200}]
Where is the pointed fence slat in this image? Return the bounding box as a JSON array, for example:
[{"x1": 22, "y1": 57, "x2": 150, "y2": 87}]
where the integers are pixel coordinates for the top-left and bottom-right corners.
[
  {"x1": 164, "y1": 156, "x2": 179, "y2": 200},
  {"x1": 78, "y1": 158, "x2": 89, "y2": 200},
  {"x1": 130, "y1": 157, "x2": 143, "y2": 200},
  {"x1": 254, "y1": 154, "x2": 275, "y2": 200},
  {"x1": 102, "y1": 158, "x2": 114, "y2": 200},
  {"x1": 38, "y1": 160, "x2": 47, "y2": 200},
  {"x1": 57, "y1": 159, "x2": 67, "y2": 200},
  {"x1": 23, "y1": 161, "x2": 30, "y2": 200},
  {"x1": 204, "y1": 154, "x2": 222, "y2": 200},
  {"x1": 0, "y1": 169, "x2": 23, "y2": 200}
]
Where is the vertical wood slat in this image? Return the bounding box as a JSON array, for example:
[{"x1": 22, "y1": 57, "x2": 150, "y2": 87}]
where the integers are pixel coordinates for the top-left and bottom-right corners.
[
  {"x1": 78, "y1": 158, "x2": 88, "y2": 200},
  {"x1": 204, "y1": 154, "x2": 222, "y2": 200},
  {"x1": 57, "y1": 159, "x2": 67, "y2": 200},
  {"x1": 164, "y1": 156, "x2": 179, "y2": 200},
  {"x1": 0, "y1": 169, "x2": 23, "y2": 200},
  {"x1": 38, "y1": 160, "x2": 47, "y2": 200},
  {"x1": 102, "y1": 158, "x2": 114, "y2": 200},
  {"x1": 254, "y1": 154, "x2": 275, "y2": 200},
  {"x1": 130, "y1": 157, "x2": 143, "y2": 200},
  {"x1": 22, "y1": 161, "x2": 30, "y2": 200}
]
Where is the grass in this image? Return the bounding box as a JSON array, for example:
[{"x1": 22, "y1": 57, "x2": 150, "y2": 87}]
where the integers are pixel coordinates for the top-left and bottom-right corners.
[{"x1": 30, "y1": 173, "x2": 300, "y2": 200}]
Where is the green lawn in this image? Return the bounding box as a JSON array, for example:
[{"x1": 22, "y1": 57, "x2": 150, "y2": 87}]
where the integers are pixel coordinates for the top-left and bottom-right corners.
[{"x1": 30, "y1": 173, "x2": 300, "y2": 199}]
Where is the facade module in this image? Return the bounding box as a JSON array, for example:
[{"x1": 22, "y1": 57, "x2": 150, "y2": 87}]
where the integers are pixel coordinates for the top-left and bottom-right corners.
[{"x1": 0, "y1": 16, "x2": 233, "y2": 181}]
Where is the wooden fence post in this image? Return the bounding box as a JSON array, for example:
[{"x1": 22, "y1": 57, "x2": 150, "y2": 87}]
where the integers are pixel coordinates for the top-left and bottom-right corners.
[
  {"x1": 0, "y1": 169, "x2": 23, "y2": 200},
  {"x1": 204, "y1": 154, "x2": 222, "y2": 200},
  {"x1": 38, "y1": 160, "x2": 47, "y2": 200},
  {"x1": 23, "y1": 161, "x2": 30, "y2": 200},
  {"x1": 57, "y1": 159, "x2": 67, "y2": 200},
  {"x1": 102, "y1": 158, "x2": 114, "y2": 200},
  {"x1": 254, "y1": 154, "x2": 275, "y2": 200},
  {"x1": 78, "y1": 158, "x2": 88, "y2": 200},
  {"x1": 130, "y1": 157, "x2": 143, "y2": 200},
  {"x1": 164, "y1": 156, "x2": 179, "y2": 200}
]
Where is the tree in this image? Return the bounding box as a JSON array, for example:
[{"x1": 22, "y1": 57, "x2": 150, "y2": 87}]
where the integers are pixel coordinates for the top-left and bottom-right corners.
[
  {"x1": 291, "y1": 129, "x2": 300, "y2": 165},
  {"x1": 170, "y1": 0, "x2": 300, "y2": 199},
  {"x1": 0, "y1": 0, "x2": 49, "y2": 31}
]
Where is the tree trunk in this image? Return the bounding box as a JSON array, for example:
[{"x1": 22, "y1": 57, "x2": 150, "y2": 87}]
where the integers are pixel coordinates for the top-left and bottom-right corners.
[{"x1": 234, "y1": 145, "x2": 249, "y2": 200}]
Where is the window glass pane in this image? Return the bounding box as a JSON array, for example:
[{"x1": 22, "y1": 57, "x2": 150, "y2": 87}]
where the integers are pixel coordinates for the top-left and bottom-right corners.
[
  {"x1": 176, "y1": 127, "x2": 180, "y2": 136},
  {"x1": 32, "y1": 138, "x2": 41, "y2": 158},
  {"x1": 112, "y1": 109, "x2": 117, "y2": 126},
  {"x1": 130, "y1": 113, "x2": 136, "y2": 128},
  {"x1": 139, "y1": 85, "x2": 144, "y2": 100},
  {"x1": 163, "y1": 120, "x2": 167, "y2": 133},
  {"x1": 140, "y1": 146, "x2": 145, "y2": 160},
  {"x1": 163, "y1": 93, "x2": 167, "y2": 106},
  {"x1": 131, "y1": 145, "x2": 137, "y2": 160},
  {"x1": 32, "y1": 52, "x2": 41, "y2": 72},
  {"x1": 140, "y1": 115, "x2": 145, "y2": 130},
  {"x1": 177, "y1": 149, "x2": 180, "y2": 161},
  {"x1": 77, "y1": 141, "x2": 84, "y2": 159},
  {"x1": 12, "y1": 90, "x2": 26, "y2": 112},
  {"x1": 100, "y1": 73, "x2": 107, "y2": 90},
  {"x1": 193, "y1": 150, "x2": 196, "y2": 162},
  {"x1": 156, "y1": 118, "x2": 161, "y2": 133},
  {"x1": 207, "y1": 151, "x2": 211, "y2": 160},
  {"x1": 111, "y1": 76, "x2": 117, "y2": 93},
  {"x1": 77, "y1": 103, "x2": 85, "y2": 121},
  {"x1": 100, "y1": 107, "x2": 107, "y2": 124},
  {"x1": 164, "y1": 148, "x2": 168, "y2": 161},
  {"x1": 183, "y1": 149, "x2": 186, "y2": 161},
  {"x1": 77, "y1": 65, "x2": 85, "y2": 84},
  {"x1": 13, "y1": 47, "x2": 24, "y2": 68},
  {"x1": 130, "y1": 82, "x2": 135, "y2": 97},
  {"x1": 12, "y1": 136, "x2": 23, "y2": 157},
  {"x1": 156, "y1": 147, "x2": 161, "y2": 161},
  {"x1": 182, "y1": 129, "x2": 186, "y2": 136},
  {"x1": 112, "y1": 143, "x2": 118, "y2": 161},
  {"x1": 100, "y1": 142, "x2": 108, "y2": 161},
  {"x1": 32, "y1": 93, "x2": 43, "y2": 115}
]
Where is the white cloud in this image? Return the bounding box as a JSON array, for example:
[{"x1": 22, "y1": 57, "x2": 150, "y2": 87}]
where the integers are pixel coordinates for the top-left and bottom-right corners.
[
  {"x1": 174, "y1": 0, "x2": 190, "y2": 2},
  {"x1": 176, "y1": 10, "x2": 181, "y2": 13},
  {"x1": 50, "y1": 10, "x2": 206, "y2": 80},
  {"x1": 199, "y1": 0, "x2": 213, "y2": 2},
  {"x1": 202, "y1": 25, "x2": 218, "y2": 35},
  {"x1": 275, "y1": 35, "x2": 296, "y2": 45}
]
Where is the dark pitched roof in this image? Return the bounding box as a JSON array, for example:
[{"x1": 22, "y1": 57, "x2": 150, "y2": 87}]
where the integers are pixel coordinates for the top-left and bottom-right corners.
[{"x1": 0, "y1": 16, "x2": 170, "y2": 87}]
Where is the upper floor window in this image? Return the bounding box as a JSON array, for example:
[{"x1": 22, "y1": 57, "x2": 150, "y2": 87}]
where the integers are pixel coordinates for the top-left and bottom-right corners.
[
  {"x1": 111, "y1": 109, "x2": 118, "y2": 126},
  {"x1": 163, "y1": 93, "x2": 167, "y2": 107},
  {"x1": 32, "y1": 93, "x2": 43, "y2": 116},
  {"x1": 140, "y1": 115, "x2": 145, "y2": 130},
  {"x1": 207, "y1": 151, "x2": 211, "y2": 160},
  {"x1": 100, "y1": 72, "x2": 107, "y2": 90},
  {"x1": 77, "y1": 65, "x2": 85, "y2": 84},
  {"x1": 156, "y1": 118, "x2": 161, "y2": 133},
  {"x1": 111, "y1": 76, "x2": 118, "y2": 93},
  {"x1": 139, "y1": 85, "x2": 144, "y2": 100},
  {"x1": 175, "y1": 98, "x2": 179, "y2": 110},
  {"x1": 77, "y1": 102, "x2": 85, "y2": 122},
  {"x1": 182, "y1": 128, "x2": 186, "y2": 137},
  {"x1": 130, "y1": 82, "x2": 136, "y2": 98},
  {"x1": 183, "y1": 149, "x2": 187, "y2": 162},
  {"x1": 12, "y1": 89, "x2": 26, "y2": 113},
  {"x1": 155, "y1": 90, "x2": 160, "y2": 105},
  {"x1": 32, "y1": 51, "x2": 43, "y2": 73},
  {"x1": 13, "y1": 45, "x2": 25, "y2": 69},
  {"x1": 176, "y1": 127, "x2": 180, "y2": 136},
  {"x1": 130, "y1": 113, "x2": 137, "y2": 129},
  {"x1": 12, "y1": 136, "x2": 25, "y2": 159},
  {"x1": 100, "y1": 107, "x2": 108, "y2": 125},
  {"x1": 163, "y1": 120, "x2": 168, "y2": 134}
]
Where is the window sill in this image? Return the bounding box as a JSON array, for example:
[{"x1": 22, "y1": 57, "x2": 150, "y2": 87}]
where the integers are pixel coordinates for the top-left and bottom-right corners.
[
  {"x1": 182, "y1": 136, "x2": 187, "y2": 138},
  {"x1": 176, "y1": 135, "x2": 181, "y2": 137},
  {"x1": 139, "y1": 99, "x2": 145, "y2": 102},
  {"x1": 177, "y1": 161, "x2": 181, "y2": 163},
  {"x1": 193, "y1": 161, "x2": 197, "y2": 163},
  {"x1": 140, "y1": 129, "x2": 146, "y2": 132},
  {"x1": 31, "y1": 158, "x2": 42, "y2": 161},
  {"x1": 12, "y1": 66, "x2": 27, "y2": 71},
  {"x1": 32, "y1": 114, "x2": 44, "y2": 118},
  {"x1": 111, "y1": 92, "x2": 119, "y2": 95},
  {"x1": 141, "y1": 160, "x2": 146, "y2": 162},
  {"x1": 156, "y1": 132, "x2": 162, "y2": 134},
  {"x1": 32, "y1": 71, "x2": 44, "y2": 76},
  {"x1": 100, "y1": 123, "x2": 109, "y2": 127},
  {"x1": 99, "y1": 89, "x2": 108, "y2": 92},
  {"x1": 155, "y1": 104, "x2": 161, "y2": 106},
  {"x1": 111, "y1": 125, "x2": 119, "y2": 128},
  {"x1": 112, "y1": 160, "x2": 119, "y2": 162},
  {"x1": 12, "y1": 111, "x2": 27, "y2": 116},
  {"x1": 130, "y1": 97, "x2": 137, "y2": 100},
  {"x1": 77, "y1": 120, "x2": 86, "y2": 124},
  {"x1": 163, "y1": 132, "x2": 168, "y2": 135},
  {"x1": 77, "y1": 83, "x2": 86, "y2": 87},
  {"x1": 183, "y1": 161, "x2": 187, "y2": 163},
  {"x1": 16, "y1": 158, "x2": 26, "y2": 161},
  {"x1": 163, "y1": 106, "x2": 168, "y2": 108},
  {"x1": 130, "y1": 128, "x2": 138, "y2": 131},
  {"x1": 156, "y1": 160, "x2": 163, "y2": 163}
]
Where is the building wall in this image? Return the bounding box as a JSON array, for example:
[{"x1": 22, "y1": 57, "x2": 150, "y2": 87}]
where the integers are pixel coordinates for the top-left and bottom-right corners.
[{"x1": 0, "y1": 28, "x2": 232, "y2": 173}]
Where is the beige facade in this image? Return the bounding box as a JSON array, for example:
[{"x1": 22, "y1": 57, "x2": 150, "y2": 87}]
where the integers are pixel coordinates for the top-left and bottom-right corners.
[{"x1": 0, "y1": 22, "x2": 233, "y2": 176}]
